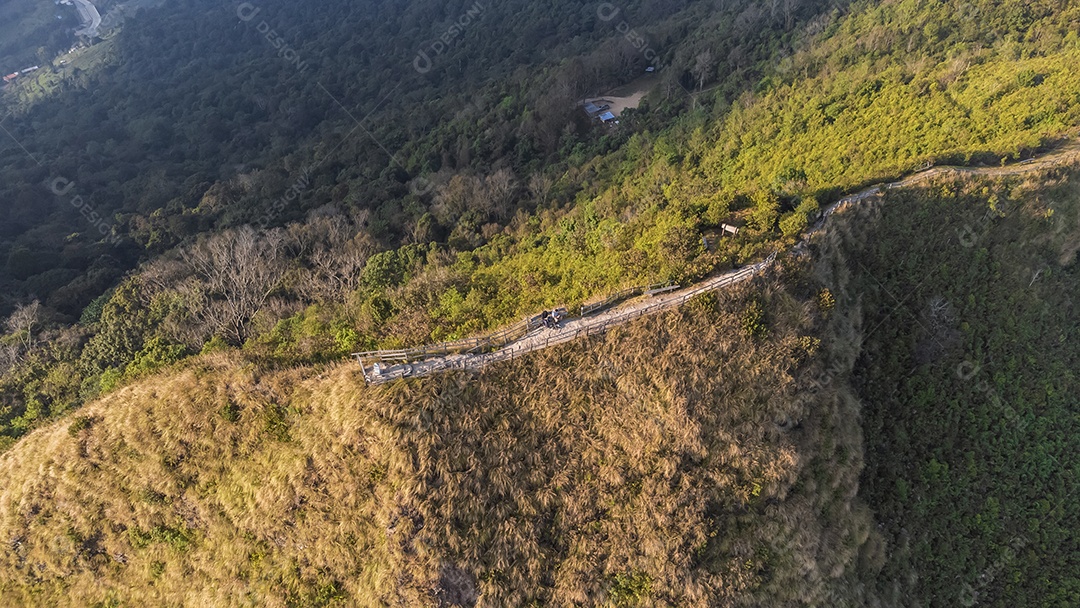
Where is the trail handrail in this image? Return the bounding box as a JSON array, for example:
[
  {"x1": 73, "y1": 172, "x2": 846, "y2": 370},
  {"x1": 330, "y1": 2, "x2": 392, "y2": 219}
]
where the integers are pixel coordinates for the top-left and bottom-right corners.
[
  {"x1": 580, "y1": 280, "x2": 678, "y2": 316},
  {"x1": 356, "y1": 139, "x2": 1080, "y2": 384},
  {"x1": 353, "y1": 308, "x2": 565, "y2": 366},
  {"x1": 359, "y1": 257, "x2": 771, "y2": 384}
]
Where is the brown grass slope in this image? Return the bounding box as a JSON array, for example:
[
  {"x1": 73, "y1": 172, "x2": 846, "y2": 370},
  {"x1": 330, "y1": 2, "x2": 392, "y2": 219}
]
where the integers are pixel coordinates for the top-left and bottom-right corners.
[{"x1": 0, "y1": 259, "x2": 877, "y2": 607}]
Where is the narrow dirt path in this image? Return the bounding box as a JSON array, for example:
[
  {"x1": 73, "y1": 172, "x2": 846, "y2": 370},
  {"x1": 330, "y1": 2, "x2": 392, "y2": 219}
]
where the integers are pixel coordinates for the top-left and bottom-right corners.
[{"x1": 360, "y1": 139, "x2": 1080, "y2": 384}]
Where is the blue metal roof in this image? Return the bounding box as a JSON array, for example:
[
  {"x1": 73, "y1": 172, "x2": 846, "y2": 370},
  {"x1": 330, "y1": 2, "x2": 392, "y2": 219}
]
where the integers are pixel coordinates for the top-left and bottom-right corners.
[
  {"x1": 599, "y1": 111, "x2": 616, "y2": 122},
  {"x1": 584, "y1": 102, "x2": 600, "y2": 114}
]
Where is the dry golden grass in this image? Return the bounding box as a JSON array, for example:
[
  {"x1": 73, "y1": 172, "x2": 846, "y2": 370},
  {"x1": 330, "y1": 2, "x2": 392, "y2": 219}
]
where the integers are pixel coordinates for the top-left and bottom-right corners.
[{"x1": 0, "y1": 259, "x2": 875, "y2": 607}]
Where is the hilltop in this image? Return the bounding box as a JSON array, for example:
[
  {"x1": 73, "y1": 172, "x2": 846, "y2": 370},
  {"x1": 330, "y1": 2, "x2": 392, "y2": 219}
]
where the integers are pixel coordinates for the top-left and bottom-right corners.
[
  {"x1": 1, "y1": 259, "x2": 873, "y2": 606},
  {"x1": 0, "y1": 0, "x2": 1078, "y2": 605},
  {"x1": 2, "y1": 159, "x2": 1078, "y2": 605}
]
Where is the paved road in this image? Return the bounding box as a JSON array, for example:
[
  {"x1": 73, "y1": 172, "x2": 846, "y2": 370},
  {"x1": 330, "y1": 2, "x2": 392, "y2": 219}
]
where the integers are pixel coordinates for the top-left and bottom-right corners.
[{"x1": 361, "y1": 140, "x2": 1080, "y2": 384}]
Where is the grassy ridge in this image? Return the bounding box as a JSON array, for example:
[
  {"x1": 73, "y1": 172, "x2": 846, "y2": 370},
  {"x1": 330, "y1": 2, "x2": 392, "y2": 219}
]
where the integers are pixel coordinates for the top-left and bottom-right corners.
[
  {"x1": 9, "y1": 0, "x2": 1080, "y2": 449},
  {"x1": 1, "y1": 1, "x2": 1080, "y2": 604},
  {"x1": 3, "y1": 163, "x2": 1077, "y2": 606},
  {"x1": 0, "y1": 265, "x2": 874, "y2": 606}
]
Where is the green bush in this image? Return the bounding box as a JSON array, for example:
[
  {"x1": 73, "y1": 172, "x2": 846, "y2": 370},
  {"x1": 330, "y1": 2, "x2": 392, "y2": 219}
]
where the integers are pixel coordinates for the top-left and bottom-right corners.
[
  {"x1": 67, "y1": 415, "x2": 93, "y2": 437},
  {"x1": 779, "y1": 211, "x2": 809, "y2": 237},
  {"x1": 748, "y1": 190, "x2": 780, "y2": 232},
  {"x1": 610, "y1": 571, "x2": 653, "y2": 606},
  {"x1": 741, "y1": 300, "x2": 769, "y2": 340},
  {"x1": 125, "y1": 337, "x2": 187, "y2": 379}
]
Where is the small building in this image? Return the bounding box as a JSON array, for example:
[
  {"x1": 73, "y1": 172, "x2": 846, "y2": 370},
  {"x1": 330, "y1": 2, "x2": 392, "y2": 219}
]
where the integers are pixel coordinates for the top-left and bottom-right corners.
[
  {"x1": 21, "y1": 66, "x2": 39, "y2": 74},
  {"x1": 645, "y1": 66, "x2": 655, "y2": 73},
  {"x1": 598, "y1": 111, "x2": 616, "y2": 123},
  {"x1": 583, "y1": 102, "x2": 601, "y2": 115},
  {"x1": 3, "y1": 73, "x2": 17, "y2": 83}
]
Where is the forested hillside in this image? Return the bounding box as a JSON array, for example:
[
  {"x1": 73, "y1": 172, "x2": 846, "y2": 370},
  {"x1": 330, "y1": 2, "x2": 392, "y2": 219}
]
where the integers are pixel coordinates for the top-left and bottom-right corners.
[
  {"x1": 0, "y1": 0, "x2": 843, "y2": 447},
  {"x1": 0, "y1": 0, "x2": 830, "y2": 320},
  {"x1": 820, "y1": 164, "x2": 1080, "y2": 607},
  {"x1": 0, "y1": 0, "x2": 84, "y2": 74},
  {"x1": 0, "y1": 0, "x2": 1078, "y2": 605},
  {"x1": 6, "y1": 0, "x2": 1080, "y2": 448},
  {"x1": 0, "y1": 260, "x2": 878, "y2": 607}
]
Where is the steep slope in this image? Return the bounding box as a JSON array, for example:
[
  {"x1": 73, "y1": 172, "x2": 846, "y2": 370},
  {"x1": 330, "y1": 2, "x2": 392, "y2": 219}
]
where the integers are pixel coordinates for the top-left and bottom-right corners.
[
  {"x1": 0, "y1": 263, "x2": 874, "y2": 607},
  {"x1": 815, "y1": 161, "x2": 1080, "y2": 607},
  {"x1": 2, "y1": 147, "x2": 1078, "y2": 608},
  {"x1": 698, "y1": 0, "x2": 1080, "y2": 193},
  {"x1": 1, "y1": 1, "x2": 1080, "y2": 604},
  {"x1": 8, "y1": 0, "x2": 1080, "y2": 456}
]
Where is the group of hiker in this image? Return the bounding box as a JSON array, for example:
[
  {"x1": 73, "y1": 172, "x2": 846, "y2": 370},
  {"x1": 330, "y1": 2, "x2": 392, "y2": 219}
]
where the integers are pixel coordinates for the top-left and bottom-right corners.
[{"x1": 540, "y1": 308, "x2": 565, "y2": 329}]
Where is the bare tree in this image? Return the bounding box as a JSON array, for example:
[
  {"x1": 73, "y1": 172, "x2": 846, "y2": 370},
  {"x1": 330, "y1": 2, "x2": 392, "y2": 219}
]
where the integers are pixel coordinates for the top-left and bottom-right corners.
[
  {"x1": 5, "y1": 300, "x2": 41, "y2": 350},
  {"x1": 0, "y1": 343, "x2": 19, "y2": 375},
  {"x1": 483, "y1": 168, "x2": 518, "y2": 220},
  {"x1": 692, "y1": 49, "x2": 716, "y2": 91},
  {"x1": 432, "y1": 174, "x2": 482, "y2": 224},
  {"x1": 768, "y1": 0, "x2": 781, "y2": 21},
  {"x1": 783, "y1": 0, "x2": 801, "y2": 29},
  {"x1": 138, "y1": 257, "x2": 189, "y2": 302},
  {"x1": 528, "y1": 172, "x2": 554, "y2": 206},
  {"x1": 614, "y1": 42, "x2": 638, "y2": 77},
  {"x1": 304, "y1": 216, "x2": 375, "y2": 301},
  {"x1": 180, "y1": 226, "x2": 287, "y2": 344},
  {"x1": 306, "y1": 237, "x2": 374, "y2": 301}
]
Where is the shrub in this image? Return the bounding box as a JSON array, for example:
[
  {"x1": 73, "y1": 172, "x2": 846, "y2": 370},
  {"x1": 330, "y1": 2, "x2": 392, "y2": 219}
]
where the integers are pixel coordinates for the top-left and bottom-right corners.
[
  {"x1": 817, "y1": 288, "x2": 836, "y2": 314},
  {"x1": 610, "y1": 571, "x2": 653, "y2": 606},
  {"x1": 779, "y1": 211, "x2": 809, "y2": 237},
  {"x1": 125, "y1": 337, "x2": 187, "y2": 379},
  {"x1": 748, "y1": 190, "x2": 780, "y2": 232},
  {"x1": 67, "y1": 415, "x2": 93, "y2": 436},
  {"x1": 741, "y1": 300, "x2": 769, "y2": 340}
]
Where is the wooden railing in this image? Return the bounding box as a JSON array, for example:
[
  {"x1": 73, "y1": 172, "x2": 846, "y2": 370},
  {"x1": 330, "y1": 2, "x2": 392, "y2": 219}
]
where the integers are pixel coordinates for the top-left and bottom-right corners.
[
  {"x1": 355, "y1": 280, "x2": 683, "y2": 369},
  {"x1": 358, "y1": 256, "x2": 774, "y2": 384},
  {"x1": 580, "y1": 280, "x2": 678, "y2": 317},
  {"x1": 353, "y1": 307, "x2": 572, "y2": 367},
  {"x1": 353, "y1": 318, "x2": 530, "y2": 366}
]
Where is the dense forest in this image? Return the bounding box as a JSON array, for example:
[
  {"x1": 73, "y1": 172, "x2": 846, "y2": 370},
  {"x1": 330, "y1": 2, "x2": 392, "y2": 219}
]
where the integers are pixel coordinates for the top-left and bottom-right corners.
[
  {"x1": 0, "y1": 0, "x2": 845, "y2": 446},
  {"x1": 0, "y1": 0, "x2": 1078, "y2": 605},
  {"x1": 826, "y1": 167, "x2": 1080, "y2": 607},
  {"x1": 0, "y1": 0, "x2": 825, "y2": 319}
]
